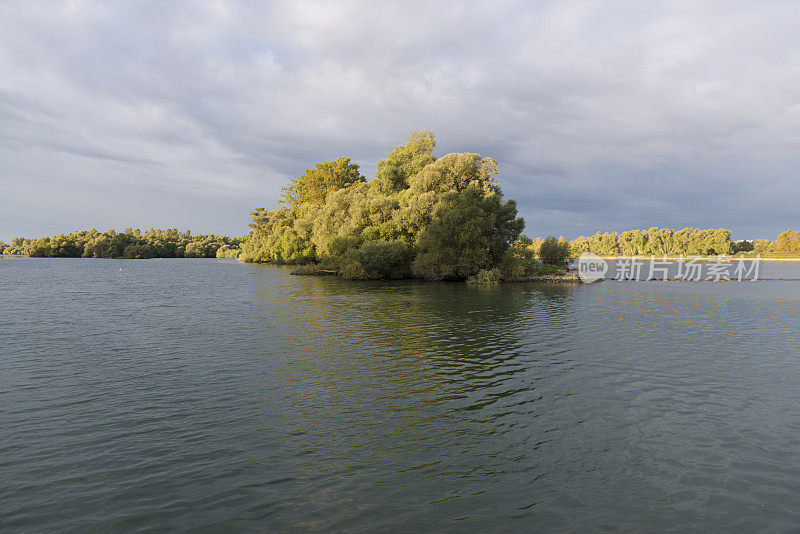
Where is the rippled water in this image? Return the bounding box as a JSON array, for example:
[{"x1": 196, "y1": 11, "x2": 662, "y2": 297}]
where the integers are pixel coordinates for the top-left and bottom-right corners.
[{"x1": 2, "y1": 258, "x2": 800, "y2": 531}]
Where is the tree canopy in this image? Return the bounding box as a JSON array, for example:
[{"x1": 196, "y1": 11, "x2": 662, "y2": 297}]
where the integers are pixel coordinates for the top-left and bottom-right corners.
[
  {"x1": 773, "y1": 230, "x2": 800, "y2": 254},
  {"x1": 280, "y1": 157, "x2": 365, "y2": 208},
  {"x1": 563, "y1": 227, "x2": 800, "y2": 257},
  {"x1": 239, "y1": 130, "x2": 536, "y2": 281},
  {"x1": 0, "y1": 229, "x2": 241, "y2": 259},
  {"x1": 375, "y1": 129, "x2": 436, "y2": 194},
  {"x1": 569, "y1": 228, "x2": 735, "y2": 257}
]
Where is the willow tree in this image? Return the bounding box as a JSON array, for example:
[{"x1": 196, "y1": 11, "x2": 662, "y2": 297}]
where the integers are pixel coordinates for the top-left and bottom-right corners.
[
  {"x1": 241, "y1": 130, "x2": 530, "y2": 281},
  {"x1": 281, "y1": 157, "x2": 365, "y2": 208},
  {"x1": 375, "y1": 129, "x2": 436, "y2": 194},
  {"x1": 773, "y1": 230, "x2": 800, "y2": 254},
  {"x1": 412, "y1": 182, "x2": 524, "y2": 280}
]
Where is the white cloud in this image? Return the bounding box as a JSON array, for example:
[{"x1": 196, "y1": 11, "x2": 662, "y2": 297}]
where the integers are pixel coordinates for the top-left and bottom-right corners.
[{"x1": 1, "y1": 0, "x2": 799, "y2": 239}]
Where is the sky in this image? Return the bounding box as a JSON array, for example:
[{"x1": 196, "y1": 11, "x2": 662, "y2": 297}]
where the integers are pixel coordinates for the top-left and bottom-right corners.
[{"x1": 1, "y1": 0, "x2": 799, "y2": 242}]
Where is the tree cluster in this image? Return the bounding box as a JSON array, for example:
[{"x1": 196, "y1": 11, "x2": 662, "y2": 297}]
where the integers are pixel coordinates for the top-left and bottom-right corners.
[
  {"x1": 238, "y1": 130, "x2": 549, "y2": 281},
  {"x1": 569, "y1": 228, "x2": 735, "y2": 256},
  {"x1": 566, "y1": 228, "x2": 800, "y2": 257},
  {"x1": 772, "y1": 230, "x2": 800, "y2": 254},
  {"x1": 0, "y1": 228, "x2": 242, "y2": 259}
]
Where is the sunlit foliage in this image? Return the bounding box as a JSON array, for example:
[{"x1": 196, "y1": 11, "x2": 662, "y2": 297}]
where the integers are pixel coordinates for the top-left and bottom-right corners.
[
  {"x1": 569, "y1": 228, "x2": 735, "y2": 256},
  {"x1": 773, "y1": 230, "x2": 800, "y2": 254},
  {"x1": 375, "y1": 129, "x2": 436, "y2": 194},
  {"x1": 539, "y1": 237, "x2": 572, "y2": 265},
  {"x1": 1, "y1": 229, "x2": 241, "y2": 259},
  {"x1": 280, "y1": 157, "x2": 365, "y2": 209},
  {"x1": 412, "y1": 183, "x2": 523, "y2": 280},
  {"x1": 240, "y1": 130, "x2": 531, "y2": 281}
]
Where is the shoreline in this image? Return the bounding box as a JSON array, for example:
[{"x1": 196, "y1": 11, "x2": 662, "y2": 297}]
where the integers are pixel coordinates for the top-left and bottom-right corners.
[{"x1": 291, "y1": 265, "x2": 583, "y2": 283}]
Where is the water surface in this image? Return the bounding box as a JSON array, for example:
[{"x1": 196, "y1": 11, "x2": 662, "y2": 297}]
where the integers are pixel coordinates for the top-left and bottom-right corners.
[{"x1": 2, "y1": 258, "x2": 800, "y2": 531}]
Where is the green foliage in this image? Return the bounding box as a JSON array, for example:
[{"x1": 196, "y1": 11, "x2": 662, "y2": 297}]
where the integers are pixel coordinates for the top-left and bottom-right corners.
[
  {"x1": 773, "y1": 230, "x2": 800, "y2": 254},
  {"x1": 539, "y1": 237, "x2": 571, "y2": 265},
  {"x1": 238, "y1": 207, "x2": 315, "y2": 264},
  {"x1": 375, "y1": 129, "x2": 436, "y2": 194},
  {"x1": 215, "y1": 245, "x2": 240, "y2": 259},
  {"x1": 531, "y1": 262, "x2": 566, "y2": 276},
  {"x1": 406, "y1": 152, "x2": 499, "y2": 197},
  {"x1": 466, "y1": 268, "x2": 502, "y2": 285},
  {"x1": 412, "y1": 184, "x2": 524, "y2": 280},
  {"x1": 499, "y1": 237, "x2": 549, "y2": 281},
  {"x1": 338, "y1": 241, "x2": 415, "y2": 280},
  {"x1": 753, "y1": 239, "x2": 773, "y2": 253},
  {"x1": 2, "y1": 229, "x2": 242, "y2": 259},
  {"x1": 183, "y1": 242, "x2": 204, "y2": 258},
  {"x1": 281, "y1": 157, "x2": 365, "y2": 208},
  {"x1": 326, "y1": 236, "x2": 362, "y2": 261},
  {"x1": 241, "y1": 131, "x2": 526, "y2": 282},
  {"x1": 570, "y1": 232, "x2": 619, "y2": 256},
  {"x1": 309, "y1": 183, "x2": 399, "y2": 255},
  {"x1": 570, "y1": 227, "x2": 735, "y2": 256},
  {"x1": 123, "y1": 244, "x2": 153, "y2": 259}
]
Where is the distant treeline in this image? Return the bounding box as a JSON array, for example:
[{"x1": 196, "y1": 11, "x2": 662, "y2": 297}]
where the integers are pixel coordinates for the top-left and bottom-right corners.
[
  {"x1": 0, "y1": 228, "x2": 242, "y2": 259},
  {"x1": 565, "y1": 228, "x2": 800, "y2": 257}
]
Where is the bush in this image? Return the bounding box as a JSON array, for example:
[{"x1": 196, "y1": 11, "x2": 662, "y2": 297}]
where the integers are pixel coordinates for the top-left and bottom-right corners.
[
  {"x1": 500, "y1": 238, "x2": 539, "y2": 281},
  {"x1": 327, "y1": 236, "x2": 361, "y2": 261},
  {"x1": 466, "y1": 268, "x2": 502, "y2": 285},
  {"x1": 412, "y1": 184, "x2": 524, "y2": 280},
  {"x1": 530, "y1": 262, "x2": 564, "y2": 276},
  {"x1": 539, "y1": 237, "x2": 570, "y2": 266},
  {"x1": 183, "y1": 242, "x2": 205, "y2": 258},
  {"x1": 215, "y1": 245, "x2": 240, "y2": 259},
  {"x1": 339, "y1": 241, "x2": 415, "y2": 280},
  {"x1": 123, "y1": 244, "x2": 153, "y2": 259}
]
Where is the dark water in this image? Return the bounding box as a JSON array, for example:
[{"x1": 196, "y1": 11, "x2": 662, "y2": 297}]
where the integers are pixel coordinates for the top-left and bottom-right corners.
[{"x1": 2, "y1": 258, "x2": 800, "y2": 532}]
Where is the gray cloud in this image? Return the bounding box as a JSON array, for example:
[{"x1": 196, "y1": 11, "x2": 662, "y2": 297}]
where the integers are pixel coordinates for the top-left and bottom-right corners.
[{"x1": 1, "y1": 0, "x2": 799, "y2": 241}]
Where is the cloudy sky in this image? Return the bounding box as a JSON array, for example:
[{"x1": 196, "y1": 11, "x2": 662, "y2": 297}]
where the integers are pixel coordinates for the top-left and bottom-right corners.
[{"x1": 2, "y1": 0, "x2": 799, "y2": 241}]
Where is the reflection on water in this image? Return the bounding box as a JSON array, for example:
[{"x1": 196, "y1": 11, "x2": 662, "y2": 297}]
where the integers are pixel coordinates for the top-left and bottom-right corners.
[{"x1": 2, "y1": 258, "x2": 800, "y2": 531}]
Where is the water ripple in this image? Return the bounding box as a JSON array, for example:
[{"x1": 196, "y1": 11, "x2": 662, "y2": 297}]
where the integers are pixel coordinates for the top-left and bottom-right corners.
[{"x1": 2, "y1": 259, "x2": 800, "y2": 531}]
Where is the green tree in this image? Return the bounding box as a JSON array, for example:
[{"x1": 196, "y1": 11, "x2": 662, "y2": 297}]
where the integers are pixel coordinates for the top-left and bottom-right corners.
[
  {"x1": 773, "y1": 230, "x2": 800, "y2": 254},
  {"x1": 412, "y1": 183, "x2": 523, "y2": 280},
  {"x1": 539, "y1": 236, "x2": 571, "y2": 265},
  {"x1": 281, "y1": 157, "x2": 365, "y2": 208},
  {"x1": 339, "y1": 241, "x2": 415, "y2": 279},
  {"x1": 375, "y1": 129, "x2": 436, "y2": 194},
  {"x1": 753, "y1": 239, "x2": 773, "y2": 253}
]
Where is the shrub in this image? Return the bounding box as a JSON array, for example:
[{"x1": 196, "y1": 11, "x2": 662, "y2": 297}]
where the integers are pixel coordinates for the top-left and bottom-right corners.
[
  {"x1": 215, "y1": 245, "x2": 240, "y2": 259},
  {"x1": 327, "y1": 236, "x2": 361, "y2": 261},
  {"x1": 412, "y1": 184, "x2": 523, "y2": 280},
  {"x1": 530, "y1": 262, "x2": 564, "y2": 276},
  {"x1": 183, "y1": 242, "x2": 204, "y2": 258},
  {"x1": 123, "y1": 244, "x2": 153, "y2": 259},
  {"x1": 466, "y1": 268, "x2": 502, "y2": 285},
  {"x1": 339, "y1": 241, "x2": 415, "y2": 280},
  {"x1": 500, "y1": 238, "x2": 539, "y2": 281},
  {"x1": 539, "y1": 236, "x2": 571, "y2": 265}
]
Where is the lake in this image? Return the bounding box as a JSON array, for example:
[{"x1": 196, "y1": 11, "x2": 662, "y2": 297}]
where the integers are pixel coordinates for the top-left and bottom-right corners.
[{"x1": 2, "y1": 258, "x2": 800, "y2": 531}]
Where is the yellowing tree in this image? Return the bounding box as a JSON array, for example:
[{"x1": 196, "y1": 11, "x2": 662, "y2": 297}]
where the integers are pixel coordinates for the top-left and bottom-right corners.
[{"x1": 281, "y1": 157, "x2": 365, "y2": 208}]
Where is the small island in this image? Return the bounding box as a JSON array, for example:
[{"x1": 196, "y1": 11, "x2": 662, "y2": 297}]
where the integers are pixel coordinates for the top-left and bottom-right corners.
[
  {"x1": 234, "y1": 130, "x2": 574, "y2": 283},
  {"x1": 2, "y1": 132, "x2": 798, "y2": 284}
]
